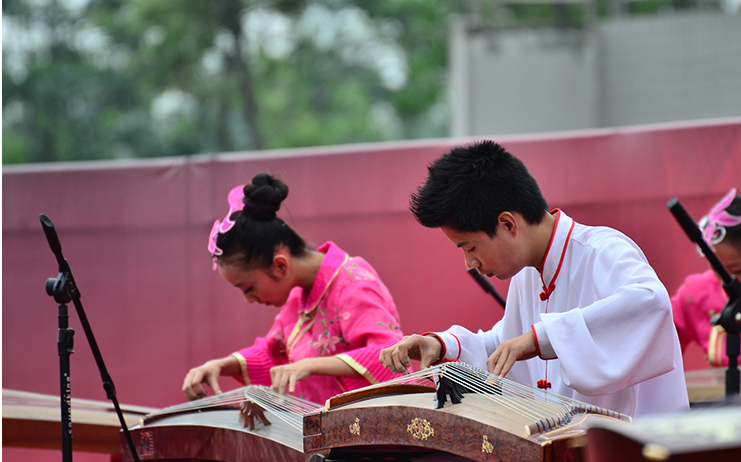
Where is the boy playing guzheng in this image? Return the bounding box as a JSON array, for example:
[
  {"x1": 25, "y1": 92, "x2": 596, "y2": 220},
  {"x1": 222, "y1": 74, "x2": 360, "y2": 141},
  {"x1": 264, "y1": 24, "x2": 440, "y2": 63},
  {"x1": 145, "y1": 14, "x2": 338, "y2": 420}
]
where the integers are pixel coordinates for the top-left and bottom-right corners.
[{"x1": 379, "y1": 141, "x2": 689, "y2": 418}]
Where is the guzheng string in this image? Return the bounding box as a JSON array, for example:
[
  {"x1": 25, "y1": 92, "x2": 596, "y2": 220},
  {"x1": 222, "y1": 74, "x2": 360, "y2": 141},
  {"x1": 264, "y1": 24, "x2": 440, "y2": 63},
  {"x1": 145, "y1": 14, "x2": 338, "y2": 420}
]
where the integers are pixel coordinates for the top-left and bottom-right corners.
[
  {"x1": 143, "y1": 385, "x2": 320, "y2": 431},
  {"x1": 242, "y1": 386, "x2": 319, "y2": 431},
  {"x1": 348, "y1": 362, "x2": 629, "y2": 434}
]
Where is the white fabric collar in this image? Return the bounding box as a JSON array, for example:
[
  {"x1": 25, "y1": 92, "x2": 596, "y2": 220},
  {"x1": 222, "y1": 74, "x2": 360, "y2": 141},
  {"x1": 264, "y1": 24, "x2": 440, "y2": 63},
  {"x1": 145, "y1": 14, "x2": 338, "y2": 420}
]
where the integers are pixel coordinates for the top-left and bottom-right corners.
[{"x1": 539, "y1": 210, "x2": 575, "y2": 300}]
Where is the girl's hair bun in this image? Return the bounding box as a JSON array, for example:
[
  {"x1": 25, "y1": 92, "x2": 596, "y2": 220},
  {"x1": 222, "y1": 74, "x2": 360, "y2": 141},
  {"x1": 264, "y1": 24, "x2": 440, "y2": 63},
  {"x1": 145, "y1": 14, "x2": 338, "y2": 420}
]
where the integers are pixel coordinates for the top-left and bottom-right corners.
[{"x1": 241, "y1": 173, "x2": 288, "y2": 220}]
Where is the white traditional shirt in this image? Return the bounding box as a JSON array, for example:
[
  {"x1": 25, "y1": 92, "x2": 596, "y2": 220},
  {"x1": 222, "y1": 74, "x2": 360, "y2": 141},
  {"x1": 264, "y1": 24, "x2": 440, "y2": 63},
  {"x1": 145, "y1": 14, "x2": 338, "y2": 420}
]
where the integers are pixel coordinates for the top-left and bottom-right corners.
[{"x1": 435, "y1": 210, "x2": 689, "y2": 418}]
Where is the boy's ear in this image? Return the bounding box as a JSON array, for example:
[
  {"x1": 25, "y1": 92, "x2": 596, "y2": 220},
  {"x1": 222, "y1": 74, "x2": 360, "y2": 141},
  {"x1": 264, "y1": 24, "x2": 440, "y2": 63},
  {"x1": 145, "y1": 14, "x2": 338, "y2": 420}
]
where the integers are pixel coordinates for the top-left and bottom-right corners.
[{"x1": 499, "y1": 212, "x2": 518, "y2": 234}]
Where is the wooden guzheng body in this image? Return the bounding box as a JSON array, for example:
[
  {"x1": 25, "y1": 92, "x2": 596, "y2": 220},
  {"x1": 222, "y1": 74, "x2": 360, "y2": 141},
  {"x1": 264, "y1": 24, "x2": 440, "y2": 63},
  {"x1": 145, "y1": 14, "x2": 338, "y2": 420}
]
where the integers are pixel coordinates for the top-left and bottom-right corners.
[
  {"x1": 684, "y1": 367, "x2": 726, "y2": 403},
  {"x1": 2, "y1": 388, "x2": 157, "y2": 454},
  {"x1": 122, "y1": 385, "x2": 320, "y2": 462},
  {"x1": 584, "y1": 401, "x2": 741, "y2": 462},
  {"x1": 303, "y1": 363, "x2": 632, "y2": 462}
]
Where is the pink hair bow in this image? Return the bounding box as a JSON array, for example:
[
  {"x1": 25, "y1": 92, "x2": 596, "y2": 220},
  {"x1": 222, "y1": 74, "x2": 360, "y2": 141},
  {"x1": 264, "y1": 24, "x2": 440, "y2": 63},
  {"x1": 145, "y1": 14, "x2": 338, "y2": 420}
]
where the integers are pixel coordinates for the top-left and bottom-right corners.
[
  {"x1": 699, "y1": 188, "x2": 741, "y2": 247},
  {"x1": 208, "y1": 185, "x2": 245, "y2": 257}
]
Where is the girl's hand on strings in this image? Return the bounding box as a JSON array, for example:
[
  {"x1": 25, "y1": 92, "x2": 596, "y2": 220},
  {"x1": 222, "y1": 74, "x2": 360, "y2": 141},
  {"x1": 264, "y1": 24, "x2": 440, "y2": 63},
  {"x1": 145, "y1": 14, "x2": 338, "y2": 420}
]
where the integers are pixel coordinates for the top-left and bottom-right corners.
[
  {"x1": 270, "y1": 361, "x2": 312, "y2": 395},
  {"x1": 182, "y1": 357, "x2": 235, "y2": 400},
  {"x1": 379, "y1": 334, "x2": 443, "y2": 374},
  {"x1": 486, "y1": 331, "x2": 538, "y2": 378}
]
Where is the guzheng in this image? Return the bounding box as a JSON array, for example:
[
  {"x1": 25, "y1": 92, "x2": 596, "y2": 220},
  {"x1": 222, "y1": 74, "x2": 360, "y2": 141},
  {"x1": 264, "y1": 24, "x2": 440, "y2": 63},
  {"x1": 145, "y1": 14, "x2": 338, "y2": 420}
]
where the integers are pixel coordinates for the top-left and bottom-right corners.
[
  {"x1": 684, "y1": 367, "x2": 726, "y2": 403},
  {"x1": 122, "y1": 385, "x2": 320, "y2": 462},
  {"x1": 2, "y1": 388, "x2": 156, "y2": 454},
  {"x1": 584, "y1": 400, "x2": 741, "y2": 462},
  {"x1": 303, "y1": 362, "x2": 632, "y2": 462}
]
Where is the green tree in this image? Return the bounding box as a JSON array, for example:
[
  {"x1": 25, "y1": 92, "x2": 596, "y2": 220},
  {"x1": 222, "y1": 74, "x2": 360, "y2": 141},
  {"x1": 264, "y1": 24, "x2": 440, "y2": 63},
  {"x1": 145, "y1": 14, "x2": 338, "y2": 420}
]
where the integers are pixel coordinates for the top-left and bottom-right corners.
[
  {"x1": 3, "y1": 0, "x2": 459, "y2": 164},
  {"x1": 3, "y1": 0, "x2": 158, "y2": 162}
]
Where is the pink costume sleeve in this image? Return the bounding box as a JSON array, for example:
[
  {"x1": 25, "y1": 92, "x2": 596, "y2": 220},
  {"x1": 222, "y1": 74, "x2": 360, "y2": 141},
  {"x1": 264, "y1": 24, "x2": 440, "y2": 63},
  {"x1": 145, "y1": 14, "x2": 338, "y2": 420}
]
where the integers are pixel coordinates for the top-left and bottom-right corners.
[
  {"x1": 670, "y1": 270, "x2": 737, "y2": 367},
  {"x1": 231, "y1": 313, "x2": 289, "y2": 387},
  {"x1": 334, "y1": 280, "x2": 404, "y2": 388}
]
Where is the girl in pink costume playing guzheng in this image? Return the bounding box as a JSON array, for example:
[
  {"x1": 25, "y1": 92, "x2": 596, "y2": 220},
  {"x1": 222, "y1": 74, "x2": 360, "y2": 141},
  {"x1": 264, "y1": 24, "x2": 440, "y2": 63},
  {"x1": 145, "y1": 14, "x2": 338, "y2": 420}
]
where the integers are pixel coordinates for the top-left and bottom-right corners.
[{"x1": 182, "y1": 173, "x2": 404, "y2": 404}]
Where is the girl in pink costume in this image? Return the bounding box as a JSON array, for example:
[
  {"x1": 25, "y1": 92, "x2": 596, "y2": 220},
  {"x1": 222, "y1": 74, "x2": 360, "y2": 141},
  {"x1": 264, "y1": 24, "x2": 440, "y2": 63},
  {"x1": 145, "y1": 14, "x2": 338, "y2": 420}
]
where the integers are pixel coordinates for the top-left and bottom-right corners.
[
  {"x1": 182, "y1": 173, "x2": 403, "y2": 404},
  {"x1": 672, "y1": 188, "x2": 741, "y2": 367}
]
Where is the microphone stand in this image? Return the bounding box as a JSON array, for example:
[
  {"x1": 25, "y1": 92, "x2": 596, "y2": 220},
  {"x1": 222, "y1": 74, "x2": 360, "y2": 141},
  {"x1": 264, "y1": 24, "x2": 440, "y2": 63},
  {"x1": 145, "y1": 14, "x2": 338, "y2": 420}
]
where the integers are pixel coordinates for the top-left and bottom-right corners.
[
  {"x1": 467, "y1": 268, "x2": 506, "y2": 310},
  {"x1": 667, "y1": 199, "x2": 741, "y2": 398},
  {"x1": 40, "y1": 214, "x2": 141, "y2": 462}
]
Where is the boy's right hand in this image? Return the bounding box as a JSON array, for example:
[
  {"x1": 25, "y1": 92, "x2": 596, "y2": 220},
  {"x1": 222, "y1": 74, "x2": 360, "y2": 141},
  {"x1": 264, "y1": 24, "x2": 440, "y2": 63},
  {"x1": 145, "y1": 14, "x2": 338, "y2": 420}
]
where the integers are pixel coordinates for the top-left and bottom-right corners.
[
  {"x1": 486, "y1": 331, "x2": 538, "y2": 378},
  {"x1": 379, "y1": 334, "x2": 443, "y2": 374}
]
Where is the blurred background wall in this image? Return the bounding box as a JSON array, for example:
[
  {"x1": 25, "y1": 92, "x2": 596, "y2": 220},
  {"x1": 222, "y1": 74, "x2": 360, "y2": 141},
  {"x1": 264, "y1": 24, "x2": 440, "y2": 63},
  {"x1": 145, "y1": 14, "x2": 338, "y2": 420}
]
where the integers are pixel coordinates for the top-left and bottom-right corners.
[{"x1": 450, "y1": 9, "x2": 741, "y2": 136}]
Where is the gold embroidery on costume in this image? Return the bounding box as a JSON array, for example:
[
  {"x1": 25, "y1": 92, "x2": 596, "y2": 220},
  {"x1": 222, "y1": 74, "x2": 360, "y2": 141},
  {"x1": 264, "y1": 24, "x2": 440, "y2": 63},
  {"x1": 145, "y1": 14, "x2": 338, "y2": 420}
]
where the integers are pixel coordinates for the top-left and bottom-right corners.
[{"x1": 287, "y1": 254, "x2": 351, "y2": 355}]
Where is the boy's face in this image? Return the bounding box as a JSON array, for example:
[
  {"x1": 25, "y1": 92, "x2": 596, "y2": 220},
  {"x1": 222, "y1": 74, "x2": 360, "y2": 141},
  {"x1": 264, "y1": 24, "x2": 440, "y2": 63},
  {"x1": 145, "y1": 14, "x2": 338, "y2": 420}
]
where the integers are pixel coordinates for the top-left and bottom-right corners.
[{"x1": 441, "y1": 222, "x2": 523, "y2": 280}]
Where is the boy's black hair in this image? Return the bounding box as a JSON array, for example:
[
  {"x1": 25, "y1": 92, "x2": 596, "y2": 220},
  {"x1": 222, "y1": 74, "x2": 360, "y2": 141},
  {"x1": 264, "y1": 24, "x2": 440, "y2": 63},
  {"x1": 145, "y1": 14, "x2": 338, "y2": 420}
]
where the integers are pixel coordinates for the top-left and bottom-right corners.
[{"x1": 410, "y1": 140, "x2": 549, "y2": 236}]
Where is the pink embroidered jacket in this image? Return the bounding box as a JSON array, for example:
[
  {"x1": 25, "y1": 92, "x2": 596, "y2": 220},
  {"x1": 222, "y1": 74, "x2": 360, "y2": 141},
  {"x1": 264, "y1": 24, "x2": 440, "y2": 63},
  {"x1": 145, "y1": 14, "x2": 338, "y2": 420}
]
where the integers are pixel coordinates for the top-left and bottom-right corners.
[
  {"x1": 671, "y1": 269, "x2": 740, "y2": 367},
  {"x1": 232, "y1": 241, "x2": 403, "y2": 404}
]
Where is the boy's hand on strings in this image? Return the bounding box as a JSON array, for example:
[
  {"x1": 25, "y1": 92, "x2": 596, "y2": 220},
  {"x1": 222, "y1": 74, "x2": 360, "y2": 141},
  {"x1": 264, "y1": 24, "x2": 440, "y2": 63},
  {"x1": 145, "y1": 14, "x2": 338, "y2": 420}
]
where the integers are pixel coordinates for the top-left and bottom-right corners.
[
  {"x1": 487, "y1": 331, "x2": 538, "y2": 378},
  {"x1": 182, "y1": 357, "x2": 234, "y2": 400},
  {"x1": 379, "y1": 334, "x2": 443, "y2": 374}
]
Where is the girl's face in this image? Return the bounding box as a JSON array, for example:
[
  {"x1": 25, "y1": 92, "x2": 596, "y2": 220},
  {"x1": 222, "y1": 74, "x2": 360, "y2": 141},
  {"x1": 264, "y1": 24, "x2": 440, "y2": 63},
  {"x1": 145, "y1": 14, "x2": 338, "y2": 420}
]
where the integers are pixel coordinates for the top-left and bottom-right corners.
[
  {"x1": 714, "y1": 240, "x2": 741, "y2": 279},
  {"x1": 218, "y1": 259, "x2": 293, "y2": 308}
]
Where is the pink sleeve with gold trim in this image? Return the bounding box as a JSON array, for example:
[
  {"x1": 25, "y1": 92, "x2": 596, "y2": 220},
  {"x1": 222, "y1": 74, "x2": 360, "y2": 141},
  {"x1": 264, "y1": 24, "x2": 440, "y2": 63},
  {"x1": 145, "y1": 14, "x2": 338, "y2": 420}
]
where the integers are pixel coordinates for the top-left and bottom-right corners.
[
  {"x1": 334, "y1": 280, "x2": 404, "y2": 385},
  {"x1": 337, "y1": 345, "x2": 401, "y2": 387},
  {"x1": 232, "y1": 314, "x2": 289, "y2": 387}
]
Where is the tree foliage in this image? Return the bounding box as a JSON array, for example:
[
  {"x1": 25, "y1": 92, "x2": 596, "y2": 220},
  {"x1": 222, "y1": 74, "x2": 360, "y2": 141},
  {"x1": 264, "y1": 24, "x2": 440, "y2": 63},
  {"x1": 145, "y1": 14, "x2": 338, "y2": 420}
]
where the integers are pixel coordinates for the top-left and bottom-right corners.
[
  {"x1": 5, "y1": 0, "x2": 691, "y2": 163},
  {"x1": 3, "y1": 0, "x2": 460, "y2": 164}
]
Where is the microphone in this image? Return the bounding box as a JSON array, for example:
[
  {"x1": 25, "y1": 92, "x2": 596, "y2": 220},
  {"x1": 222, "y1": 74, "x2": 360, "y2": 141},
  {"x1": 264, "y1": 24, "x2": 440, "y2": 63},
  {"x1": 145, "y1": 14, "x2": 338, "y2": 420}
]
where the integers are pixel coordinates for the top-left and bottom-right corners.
[
  {"x1": 667, "y1": 198, "x2": 704, "y2": 247},
  {"x1": 467, "y1": 268, "x2": 506, "y2": 310},
  {"x1": 40, "y1": 214, "x2": 67, "y2": 270}
]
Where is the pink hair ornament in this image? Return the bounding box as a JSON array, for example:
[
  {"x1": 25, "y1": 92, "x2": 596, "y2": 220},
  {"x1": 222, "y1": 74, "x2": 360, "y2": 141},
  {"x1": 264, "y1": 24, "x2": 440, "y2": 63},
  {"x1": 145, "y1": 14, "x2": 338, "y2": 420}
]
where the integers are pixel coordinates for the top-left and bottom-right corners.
[
  {"x1": 208, "y1": 185, "x2": 246, "y2": 260},
  {"x1": 699, "y1": 188, "x2": 741, "y2": 248}
]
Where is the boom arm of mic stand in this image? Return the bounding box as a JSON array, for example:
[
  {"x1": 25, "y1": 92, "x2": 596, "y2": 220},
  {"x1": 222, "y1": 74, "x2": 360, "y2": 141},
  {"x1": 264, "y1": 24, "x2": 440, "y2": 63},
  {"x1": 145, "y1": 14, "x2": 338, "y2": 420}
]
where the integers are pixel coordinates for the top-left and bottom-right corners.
[
  {"x1": 667, "y1": 199, "x2": 741, "y2": 315},
  {"x1": 467, "y1": 268, "x2": 506, "y2": 310},
  {"x1": 667, "y1": 198, "x2": 740, "y2": 397}
]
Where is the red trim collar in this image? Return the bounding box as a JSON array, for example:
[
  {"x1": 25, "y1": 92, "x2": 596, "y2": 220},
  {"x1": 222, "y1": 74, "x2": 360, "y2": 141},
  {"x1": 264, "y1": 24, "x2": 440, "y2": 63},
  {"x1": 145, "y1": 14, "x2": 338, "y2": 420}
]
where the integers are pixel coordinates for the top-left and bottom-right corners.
[{"x1": 539, "y1": 210, "x2": 574, "y2": 301}]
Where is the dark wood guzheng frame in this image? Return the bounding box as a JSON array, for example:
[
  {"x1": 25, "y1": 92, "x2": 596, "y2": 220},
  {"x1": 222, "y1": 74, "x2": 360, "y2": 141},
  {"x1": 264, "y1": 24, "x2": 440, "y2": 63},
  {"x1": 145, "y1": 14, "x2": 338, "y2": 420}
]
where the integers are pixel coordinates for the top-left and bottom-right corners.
[
  {"x1": 122, "y1": 386, "x2": 316, "y2": 462},
  {"x1": 303, "y1": 366, "x2": 632, "y2": 462},
  {"x1": 123, "y1": 410, "x2": 303, "y2": 462}
]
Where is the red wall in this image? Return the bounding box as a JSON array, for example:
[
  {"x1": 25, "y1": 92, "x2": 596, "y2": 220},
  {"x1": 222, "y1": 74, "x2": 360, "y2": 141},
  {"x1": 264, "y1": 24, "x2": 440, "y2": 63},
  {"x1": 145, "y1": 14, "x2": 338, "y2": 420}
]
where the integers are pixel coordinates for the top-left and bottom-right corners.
[{"x1": 3, "y1": 118, "x2": 741, "y2": 460}]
